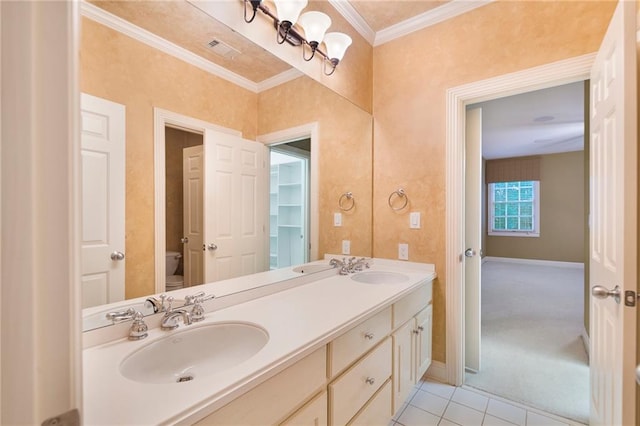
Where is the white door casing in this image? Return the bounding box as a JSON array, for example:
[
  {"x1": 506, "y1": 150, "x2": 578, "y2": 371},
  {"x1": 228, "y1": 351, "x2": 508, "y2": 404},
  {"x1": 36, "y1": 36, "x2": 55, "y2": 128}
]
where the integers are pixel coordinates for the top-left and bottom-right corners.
[
  {"x1": 464, "y1": 107, "x2": 482, "y2": 373},
  {"x1": 183, "y1": 145, "x2": 204, "y2": 287},
  {"x1": 446, "y1": 54, "x2": 596, "y2": 386},
  {"x1": 80, "y1": 93, "x2": 126, "y2": 307},
  {"x1": 589, "y1": 2, "x2": 637, "y2": 425},
  {"x1": 205, "y1": 131, "x2": 267, "y2": 282}
]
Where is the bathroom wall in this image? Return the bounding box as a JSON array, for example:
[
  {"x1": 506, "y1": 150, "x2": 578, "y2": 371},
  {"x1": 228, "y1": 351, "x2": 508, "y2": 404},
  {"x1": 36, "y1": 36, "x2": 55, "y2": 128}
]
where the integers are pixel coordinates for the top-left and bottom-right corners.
[
  {"x1": 165, "y1": 128, "x2": 203, "y2": 255},
  {"x1": 257, "y1": 76, "x2": 373, "y2": 258},
  {"x1": 80, "y1": 17, "x2": 258, "y2": 299},
  {"x1": 485, "y1": 151, "x2": 585, "y2": 262},
  {"x1": 372, "y1": 1, "x2": 616, "y2": 364}
]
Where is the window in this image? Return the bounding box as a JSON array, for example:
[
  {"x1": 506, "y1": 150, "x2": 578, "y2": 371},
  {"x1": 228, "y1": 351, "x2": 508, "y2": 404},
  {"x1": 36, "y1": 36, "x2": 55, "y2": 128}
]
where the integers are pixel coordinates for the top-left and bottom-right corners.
[{"x1": 489, "y1": 180, "x2": 540, "y2": 237}]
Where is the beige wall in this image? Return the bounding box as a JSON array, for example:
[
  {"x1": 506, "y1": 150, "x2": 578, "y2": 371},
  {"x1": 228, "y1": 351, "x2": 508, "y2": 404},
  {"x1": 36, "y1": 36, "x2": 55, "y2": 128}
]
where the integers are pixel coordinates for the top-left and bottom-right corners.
[
  {"x1": 80, "y1": 18, "x2": 258, "y2": 299},
  {"x1": 485, "y1": 151, "x2": 585, "y2": 262},
  {"x1": 372, "y1": 1, "x2": 616, "y2": 363},
  {"x1": 258, "y1": 77, "x2": 373, "y2": 258}
]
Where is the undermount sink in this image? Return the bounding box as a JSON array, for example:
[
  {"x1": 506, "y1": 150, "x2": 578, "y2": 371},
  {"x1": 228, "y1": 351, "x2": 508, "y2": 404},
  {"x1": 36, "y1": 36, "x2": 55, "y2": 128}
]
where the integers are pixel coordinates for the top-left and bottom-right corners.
[
  {"x1": 292, "y1": 264, "x2": 331, "y2": 274},
  {"x1": 351, "y1": 271, "x2": 410, "y2": 284},
  {"x1": 119, "y1": 322, "x2": 269, "y2": 384}
]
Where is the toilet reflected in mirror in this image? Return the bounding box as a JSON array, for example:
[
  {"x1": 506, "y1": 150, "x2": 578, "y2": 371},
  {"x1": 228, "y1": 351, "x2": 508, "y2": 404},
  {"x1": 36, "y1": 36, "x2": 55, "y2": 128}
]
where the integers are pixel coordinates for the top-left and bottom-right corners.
[{"x1": 165, "y1": 251, "x2": 184, "y2": 292}]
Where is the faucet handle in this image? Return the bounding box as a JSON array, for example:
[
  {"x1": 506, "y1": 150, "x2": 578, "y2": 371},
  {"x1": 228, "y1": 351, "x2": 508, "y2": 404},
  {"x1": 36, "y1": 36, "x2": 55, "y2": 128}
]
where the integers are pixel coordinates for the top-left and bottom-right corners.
[
  {"x1": 184, "y1": 291, "x2": 205, "y2": 305},
  {"x1": 166, "y1": 296, "x2": 174, "y2": 312},
  {"x1": 128, "y1": 311, "x2": 148, "y2": 341},
  {"x1": 106, "y1": 307, "x2": 136, "y2": 323},
  {"x1": 191, "y1": 294, "x2": 215, "y2": 322}
]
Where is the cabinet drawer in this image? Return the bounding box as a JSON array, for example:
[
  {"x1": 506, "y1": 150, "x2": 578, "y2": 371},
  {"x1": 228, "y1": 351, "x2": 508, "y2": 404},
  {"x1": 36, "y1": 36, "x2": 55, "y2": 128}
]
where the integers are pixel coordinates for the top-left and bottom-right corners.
[
  {"x1": 196, "y1": 346, "x2": 326, "y2": 425},
  {"x1": 280, "y1": 390, "x2": 327, "y2": 426},
  {"x1": 329, "y1": 338, "x2": 392, "y2": 426},
  {"x1": 348, "y1": 378, "x2": 392, "y2": 426},
  {"x1": 329, "y1": 307, "x2": 392, "y2": 377},
  {"x1": 393, "y1": 282, "x2": 432, "y2": 329}
]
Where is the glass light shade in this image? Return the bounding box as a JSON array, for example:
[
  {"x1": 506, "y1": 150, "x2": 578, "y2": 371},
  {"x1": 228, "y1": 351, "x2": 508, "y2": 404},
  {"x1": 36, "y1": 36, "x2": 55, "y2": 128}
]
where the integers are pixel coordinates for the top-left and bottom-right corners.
[
  {"x1": 323, "y1": 32, "x2": 352, "y2": 61},
  {"x1": 273, "y1": 0, "x2": 308, "y2": 25},
  {"x1": 298, "y1": 11, "x2": 331, "y2": 44}
]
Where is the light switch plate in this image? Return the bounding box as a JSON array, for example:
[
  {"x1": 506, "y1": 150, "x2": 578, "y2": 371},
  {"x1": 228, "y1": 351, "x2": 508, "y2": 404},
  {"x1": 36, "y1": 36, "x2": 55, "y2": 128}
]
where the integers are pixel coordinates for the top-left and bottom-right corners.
[
  {"x1": 342, "y1": 240, "x2": 351, "y2": 255},
  {"x1": 334, "y1": 212, "x2": 342, "y2": 227},
  {"x1": 398, "y1": 243, "x2": 409, "y2": 260},
  {"x1": 410, "y1": 212, "x2": 421, "y2": 229}
]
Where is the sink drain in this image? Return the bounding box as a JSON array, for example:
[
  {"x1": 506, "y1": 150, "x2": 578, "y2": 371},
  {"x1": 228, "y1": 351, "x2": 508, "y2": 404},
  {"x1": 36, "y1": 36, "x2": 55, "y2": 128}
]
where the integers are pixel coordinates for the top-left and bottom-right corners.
[{"x1": 177, "y1": 375, "x2": 194, "y2": 383}]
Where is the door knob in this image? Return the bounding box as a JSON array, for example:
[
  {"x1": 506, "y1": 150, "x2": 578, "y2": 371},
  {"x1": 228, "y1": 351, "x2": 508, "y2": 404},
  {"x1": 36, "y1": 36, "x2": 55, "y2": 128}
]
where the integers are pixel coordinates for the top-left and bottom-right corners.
[
  {"x1": 110, "y1": 251, "x2": 125, "y2": 261},
  {"x1": 181, "y1": 237, "x2": 189, "y2": 244},
  {"x1": 465, "y1": 248, "x2": 476, "y2": 258},
  {"x1": 591, "y1": 285, "x2": 621, "y2": 304},
  {"x1": 207, "y1": 243, "x2": 218, "y2": 251}
]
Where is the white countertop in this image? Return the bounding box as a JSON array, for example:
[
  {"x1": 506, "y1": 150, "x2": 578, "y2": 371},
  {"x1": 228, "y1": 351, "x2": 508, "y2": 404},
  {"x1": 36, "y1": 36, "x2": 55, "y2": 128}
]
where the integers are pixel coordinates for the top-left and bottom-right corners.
[{"x1": 82, "y1": 259, "x2": 436, "y2": 425}]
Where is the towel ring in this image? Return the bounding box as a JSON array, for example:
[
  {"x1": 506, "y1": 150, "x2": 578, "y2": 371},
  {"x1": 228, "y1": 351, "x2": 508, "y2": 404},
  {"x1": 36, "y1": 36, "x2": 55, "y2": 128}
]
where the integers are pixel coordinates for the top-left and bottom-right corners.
[
  {"x1": 339, "y1": 192, "x2": 355, "y2": 211},
  {"x1": 388, "y1": 188, "x2": 408, "y2": 211}
]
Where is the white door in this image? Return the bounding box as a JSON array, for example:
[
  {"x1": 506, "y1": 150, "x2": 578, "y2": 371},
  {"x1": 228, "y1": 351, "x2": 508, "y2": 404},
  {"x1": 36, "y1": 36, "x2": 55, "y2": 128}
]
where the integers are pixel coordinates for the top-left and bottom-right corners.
[
  {"x1": 204, "y1": 130, "x2": 267, "y2": 282},
  {"x1": 464, "y1": 107, "x2": 482, "y2": 372},
  {"x1": 589, "y1": 1, "x2": 637, "y2": 425},
  {"x1": 183, "y1": 145, "x2": 204, "y2": 287},
  {"x1": 80, "y1": 93, "x2": 126, "y2": 307}
]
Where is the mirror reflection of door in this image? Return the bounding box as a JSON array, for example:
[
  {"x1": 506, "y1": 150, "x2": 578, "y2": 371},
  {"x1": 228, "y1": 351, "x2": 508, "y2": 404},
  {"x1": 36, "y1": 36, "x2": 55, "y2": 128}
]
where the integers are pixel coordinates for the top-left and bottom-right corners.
[
  {"x1": 269, "y1": 140, "x2": 310, "y2": 269},
  {"x1": 165, "y1": 127, "x2": 204, "y2": 289}
]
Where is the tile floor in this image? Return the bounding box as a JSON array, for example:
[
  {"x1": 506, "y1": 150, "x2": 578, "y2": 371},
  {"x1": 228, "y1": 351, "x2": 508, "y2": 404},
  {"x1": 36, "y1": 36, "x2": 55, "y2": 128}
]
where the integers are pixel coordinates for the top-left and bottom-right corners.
[{"x1": 389, "y1": 379, "x2": 586, "y2": 426}]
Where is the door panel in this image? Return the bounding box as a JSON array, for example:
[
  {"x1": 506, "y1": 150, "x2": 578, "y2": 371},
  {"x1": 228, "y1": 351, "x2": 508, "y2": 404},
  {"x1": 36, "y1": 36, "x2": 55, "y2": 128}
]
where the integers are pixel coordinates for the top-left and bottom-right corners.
[
  {"x1": 183, "y1": 145, "x2": 204, "y2": 287},
  {"x1": 589, "y1": 2, "x2": 636, "y2": 425},
  {"x1": 464, "y1": 107, "x2": 482, "y2": 372},
  {"x1": 80, "y1": 93, "x2": 125, "y2": 307}
]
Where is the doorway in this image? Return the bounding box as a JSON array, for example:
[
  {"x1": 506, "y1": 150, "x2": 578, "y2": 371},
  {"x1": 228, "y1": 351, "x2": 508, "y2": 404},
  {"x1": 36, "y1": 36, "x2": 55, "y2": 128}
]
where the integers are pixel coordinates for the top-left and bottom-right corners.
[
  {"x1": 164, "y1": 126, "x2": 204, "y2": 289},
  {"x1": 269, "y1": 140, "x2": 311, "y2": 269}
]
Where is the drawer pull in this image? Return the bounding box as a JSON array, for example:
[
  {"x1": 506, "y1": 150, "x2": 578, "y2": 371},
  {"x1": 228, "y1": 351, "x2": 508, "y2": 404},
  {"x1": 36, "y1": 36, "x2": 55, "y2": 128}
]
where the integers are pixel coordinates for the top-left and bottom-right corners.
[
  {"x1": 365, "y1": 377, "x2": 375, "y2": 385},
  {"x1": 413, "y1": 329, "x2": 420, "y2": 335},
  {"x1": 364, "y1": 332, "x2": 374, "y2": 340},
  {"x1": 417, "y1": 326, "x2": 424, "y2": 331}
]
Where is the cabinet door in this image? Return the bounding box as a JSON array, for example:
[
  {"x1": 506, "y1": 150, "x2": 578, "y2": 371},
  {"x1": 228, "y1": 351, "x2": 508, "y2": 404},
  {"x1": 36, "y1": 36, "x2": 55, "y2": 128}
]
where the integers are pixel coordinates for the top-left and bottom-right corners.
[
  {"x1": 348, "y1": 379, "x2": 392, "y2": 426},
  {"x1": 392, "y1": 319, "x2": 415, "y2": 414},
  {"x1": 415, "y1": 305, "x2": 433, "y2": 381},
  {"x1": 280, "y1": 391, "x2": 327, "y2": 426}
]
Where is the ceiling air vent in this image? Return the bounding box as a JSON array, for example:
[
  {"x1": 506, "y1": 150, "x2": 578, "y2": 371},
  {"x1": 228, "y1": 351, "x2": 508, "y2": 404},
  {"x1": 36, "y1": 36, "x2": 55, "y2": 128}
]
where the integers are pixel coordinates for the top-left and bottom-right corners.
[{"x1": 206, "y1": 39, "x2": 241, "y2": 60}]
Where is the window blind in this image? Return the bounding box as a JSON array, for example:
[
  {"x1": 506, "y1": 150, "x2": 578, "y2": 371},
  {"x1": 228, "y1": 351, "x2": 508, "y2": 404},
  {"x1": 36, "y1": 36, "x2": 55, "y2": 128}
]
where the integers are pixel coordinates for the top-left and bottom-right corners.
[{"x1": 485, "y1": 156, "x2": 540, "y2": 183}]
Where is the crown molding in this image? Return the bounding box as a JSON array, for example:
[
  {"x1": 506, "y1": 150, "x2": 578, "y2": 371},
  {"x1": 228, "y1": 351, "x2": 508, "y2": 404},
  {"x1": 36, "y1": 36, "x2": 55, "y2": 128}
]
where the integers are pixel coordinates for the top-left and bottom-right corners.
[
  {"x1": 257, "y1": 68, "x2": 304, "y2": 92},
  {"x1": 375, "y1": 0, "x2": 494, "y2": 46},
  {"x1": 80, "y1": 1, "x2": 261, "y2": 93},
  {"x1": 328, "y1": 0, "x2": 375, "y2": 45}
]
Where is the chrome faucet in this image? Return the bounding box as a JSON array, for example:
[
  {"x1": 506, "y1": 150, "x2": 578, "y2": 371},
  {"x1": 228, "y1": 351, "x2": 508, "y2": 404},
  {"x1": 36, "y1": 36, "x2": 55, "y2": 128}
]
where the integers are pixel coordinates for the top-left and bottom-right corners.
[
  {"x1": 128, "y1": 311, "x2": 148, "y2": 340},
  {"x1": 160, "y1": 296, "x2": 192, "y2": 330},
  {"x1": 144, "y1": 294, "x2": 168, "y2": 313},
  {"x1": 330, "y1": 257, "x2": 370, "y2": 275},
  {"x1": 330, "y1": 257, "x2": 350, "y2": 275}
]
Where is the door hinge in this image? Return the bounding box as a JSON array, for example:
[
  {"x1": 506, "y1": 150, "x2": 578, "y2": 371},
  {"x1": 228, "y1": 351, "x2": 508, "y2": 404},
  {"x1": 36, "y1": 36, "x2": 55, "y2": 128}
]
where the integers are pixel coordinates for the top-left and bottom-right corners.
[
  {"x1": 624, "y1": 290, "x2": 638, "y2": 307},
  {"x1": 42, "y1": 409, "x2": 80, "y2": 426}
]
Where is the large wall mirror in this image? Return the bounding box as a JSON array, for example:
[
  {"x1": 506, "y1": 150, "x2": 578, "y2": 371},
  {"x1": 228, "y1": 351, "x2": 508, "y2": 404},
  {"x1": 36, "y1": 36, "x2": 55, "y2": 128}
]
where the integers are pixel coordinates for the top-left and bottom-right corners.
[{"x1": 80, "y1": 0, "x2": 373, "y2": 331}]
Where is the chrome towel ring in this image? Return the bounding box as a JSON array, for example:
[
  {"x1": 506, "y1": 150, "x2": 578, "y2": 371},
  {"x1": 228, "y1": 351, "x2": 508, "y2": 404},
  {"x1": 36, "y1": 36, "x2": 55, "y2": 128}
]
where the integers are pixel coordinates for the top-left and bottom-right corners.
[
  {"x1": 388, "y1": 188, "x2": 408, "y2": 211},
  {"x1": 339, "y1": 192, "x2": 355, "y2": 211}
]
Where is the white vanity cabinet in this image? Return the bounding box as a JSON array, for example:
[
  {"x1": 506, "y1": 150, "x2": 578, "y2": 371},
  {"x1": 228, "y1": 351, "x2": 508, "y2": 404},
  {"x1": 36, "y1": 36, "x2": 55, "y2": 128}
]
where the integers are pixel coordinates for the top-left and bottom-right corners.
[{"x1": 391, "y1": 284, "x2": 433, "y2": 414}]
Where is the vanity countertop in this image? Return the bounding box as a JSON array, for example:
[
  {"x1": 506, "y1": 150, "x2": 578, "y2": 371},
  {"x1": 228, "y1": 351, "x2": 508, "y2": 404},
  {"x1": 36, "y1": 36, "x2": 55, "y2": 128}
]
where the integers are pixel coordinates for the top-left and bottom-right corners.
[{"x1": 82, "y1": 259, "x2": 436, "y2": 425}]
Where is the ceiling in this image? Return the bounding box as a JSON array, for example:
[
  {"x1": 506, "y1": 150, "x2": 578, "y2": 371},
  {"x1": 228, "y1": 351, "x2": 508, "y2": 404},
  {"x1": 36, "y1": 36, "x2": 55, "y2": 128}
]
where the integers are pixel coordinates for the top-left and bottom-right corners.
[
  {"x1": 473, "y1": 81, "x2": 585, "y2": 160},
  {"x1": 87, "y1": 1, "x2": 584, "y2": 159}
]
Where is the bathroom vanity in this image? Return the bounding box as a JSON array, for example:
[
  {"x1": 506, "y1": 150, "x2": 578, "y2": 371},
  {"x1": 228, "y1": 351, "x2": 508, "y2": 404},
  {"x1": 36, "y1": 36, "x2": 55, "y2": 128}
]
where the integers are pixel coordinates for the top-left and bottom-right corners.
[{"x1": 82, "y1": 258, "x2": 435, "y2": 425}]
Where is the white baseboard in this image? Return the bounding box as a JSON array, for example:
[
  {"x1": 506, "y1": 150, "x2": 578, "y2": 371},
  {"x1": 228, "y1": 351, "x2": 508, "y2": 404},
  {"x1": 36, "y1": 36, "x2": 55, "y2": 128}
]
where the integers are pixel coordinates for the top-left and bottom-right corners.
[
  {"x1": 483, "y1": 256, "x2": 584, "y2": 270},
  {"x1": 425, "y1": 360, "x2": 448, "y2": 383},
  {"x1": 581, "y1": 327, "x2": 590, "y2": 360}
]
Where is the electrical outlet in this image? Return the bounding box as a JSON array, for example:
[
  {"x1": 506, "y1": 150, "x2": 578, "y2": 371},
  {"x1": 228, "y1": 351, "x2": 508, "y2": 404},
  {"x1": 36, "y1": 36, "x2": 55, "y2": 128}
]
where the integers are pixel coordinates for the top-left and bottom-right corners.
[
  {"x1": 334, "y1": 212, "x2": 342, "y2": 227},
  {"x1": 342, "y1": 240, "x2": 351, "y2": 255},
  {"x1": 398, "y1": 243, "x2": 409, "y2": 260}
]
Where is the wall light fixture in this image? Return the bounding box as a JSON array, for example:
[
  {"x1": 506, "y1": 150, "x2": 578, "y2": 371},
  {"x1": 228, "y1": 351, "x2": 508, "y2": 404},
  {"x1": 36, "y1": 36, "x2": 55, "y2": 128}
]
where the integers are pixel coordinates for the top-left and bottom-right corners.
[{"x1": 243, "y1": 0, "x2": 352, "y2": 75}]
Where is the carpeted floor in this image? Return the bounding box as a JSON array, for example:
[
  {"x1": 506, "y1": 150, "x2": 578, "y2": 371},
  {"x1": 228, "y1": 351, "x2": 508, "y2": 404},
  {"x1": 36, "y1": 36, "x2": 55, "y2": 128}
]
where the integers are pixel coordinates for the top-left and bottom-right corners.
[{"x1": 464, "y1": 260, "x2": 589, "y2": 424}]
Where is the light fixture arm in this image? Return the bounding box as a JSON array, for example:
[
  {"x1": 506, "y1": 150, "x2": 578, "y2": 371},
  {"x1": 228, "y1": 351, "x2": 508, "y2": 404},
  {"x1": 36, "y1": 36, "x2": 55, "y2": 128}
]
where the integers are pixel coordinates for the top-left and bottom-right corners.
[
  {"x1": 243, "y1": 0, "x2": 262, "y2": 23},
  {"x1": 243, "y1": 0, "x2": 342, "y2": 72}
]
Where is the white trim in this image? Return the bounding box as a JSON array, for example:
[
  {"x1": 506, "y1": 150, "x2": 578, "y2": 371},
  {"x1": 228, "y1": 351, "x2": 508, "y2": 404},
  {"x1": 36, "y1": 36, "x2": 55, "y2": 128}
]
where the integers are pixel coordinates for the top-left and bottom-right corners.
[
  {"x1": 153, "y1": 109, "x2": 241, "y2": 294},
  {"x1": 425, "y1": 360, "x2": 448, "y2": 383},
  {"x1": 483, "y1": 256, "x2": 585, "y2": 269},
  {"x1": 328, "y1": 0, "x2": 376, "y2": 44},
  {"x1": 258, "y1": 123, "x2": 320, "y2": 262},
  {"x1": 80, "y1": 1, "x2": 259, "y2": 93},
  {"x1": 446, "y1": 53, "x2": 594, "y2": 386},
  {"x1": 257, "y1": 68, "x2": 304, "y2": 92},
  {"x1": 374, "y1": 0, "x2": 494, "y2": 47}
]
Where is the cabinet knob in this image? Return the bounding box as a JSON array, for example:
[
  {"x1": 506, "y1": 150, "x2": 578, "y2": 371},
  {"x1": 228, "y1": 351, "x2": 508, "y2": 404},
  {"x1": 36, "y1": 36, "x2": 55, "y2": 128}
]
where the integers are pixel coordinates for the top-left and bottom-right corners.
[
  {"x1": 413, "y1": 329, "x2": 420, "y2": 335},
  {"x1": 365, "y1": 377, "x2": 375, "y2": 386},
  {"x1": 417, "y1": 326, "x2": 424, "y2": 332},
  {"x1": 364, "y1": 332, "x2": 374, "y2": 340}
]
